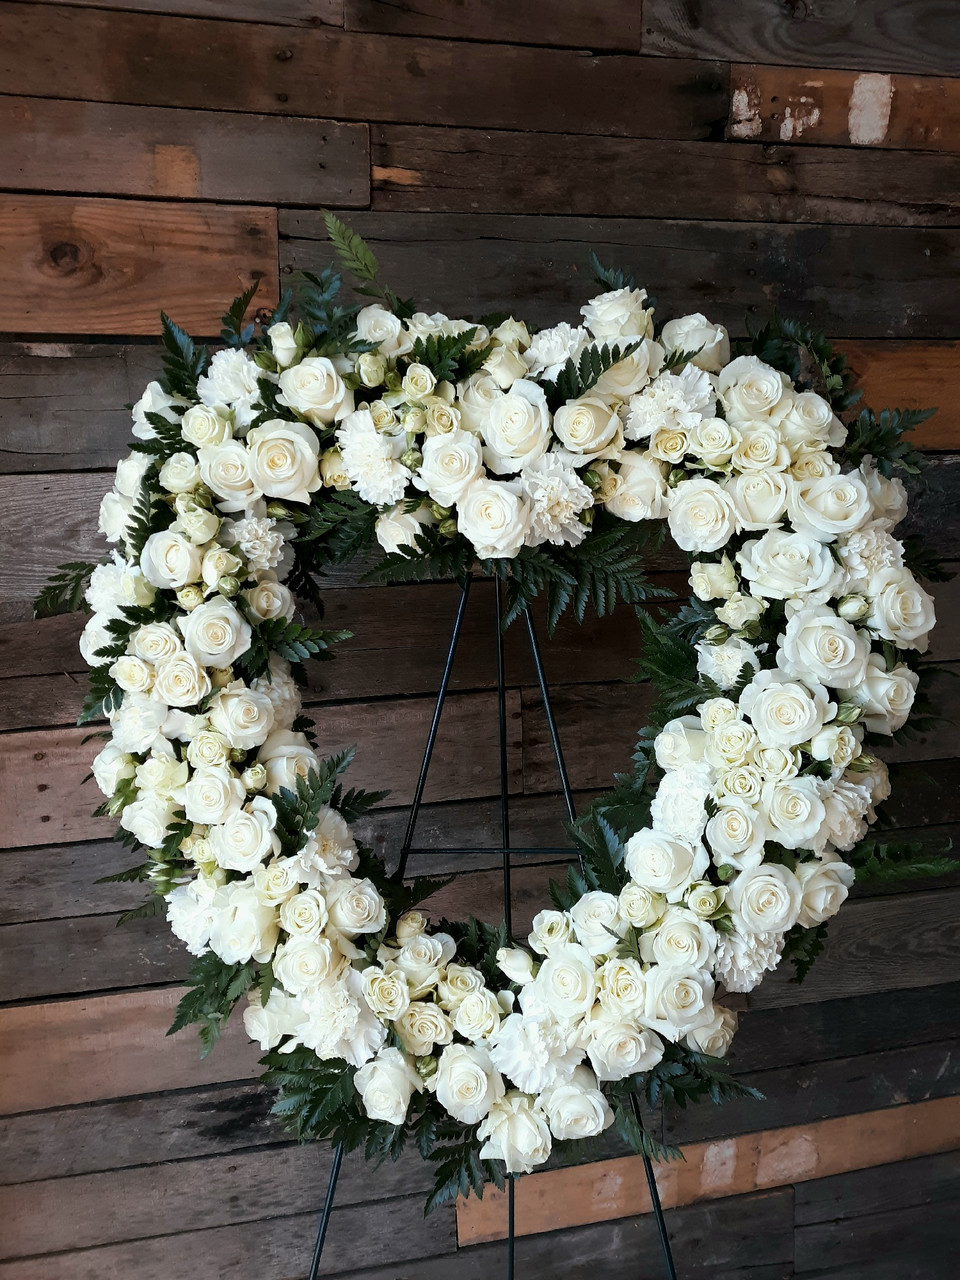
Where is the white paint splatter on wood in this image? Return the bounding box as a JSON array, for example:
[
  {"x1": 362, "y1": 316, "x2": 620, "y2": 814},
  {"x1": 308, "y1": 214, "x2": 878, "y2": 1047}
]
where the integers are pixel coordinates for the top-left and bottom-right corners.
[
  {"x1": 780, "y1": 98, "x2": 821, "y2": 141},
  {"x1": 729, "y1": 85, "x2": 762, "y2": 139},
  {"x1": 848, "y1": 73, "x2": 894, "y2": 145}
]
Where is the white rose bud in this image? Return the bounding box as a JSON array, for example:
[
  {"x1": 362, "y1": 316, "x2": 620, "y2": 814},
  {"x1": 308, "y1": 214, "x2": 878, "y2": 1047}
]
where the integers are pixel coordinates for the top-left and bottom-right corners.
[
  {"x1": 268, "y1": 321, "x2": 300, "y2": 369},
  {"x1": 401, "y1": 362, "x2": 437, "y2": 401},
  {"x1": 496, "y1": 947, "x2": 536, "y2": 986}
]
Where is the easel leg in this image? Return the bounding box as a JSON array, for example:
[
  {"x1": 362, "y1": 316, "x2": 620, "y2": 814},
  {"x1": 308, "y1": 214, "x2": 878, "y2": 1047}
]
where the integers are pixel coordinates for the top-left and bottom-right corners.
[{"x1": 307, "y1": 1139, "x2": 344, "y2": 1280}]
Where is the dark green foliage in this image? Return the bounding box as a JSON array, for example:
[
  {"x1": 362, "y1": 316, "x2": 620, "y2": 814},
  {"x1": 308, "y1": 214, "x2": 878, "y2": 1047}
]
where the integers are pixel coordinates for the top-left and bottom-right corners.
[
  {"x1": 901, "y1": 537, "x2": 955, "y2": 584},
  {"x1": 745, "y1": 313, "x2": 862, "y2": 413},
  {"x1": 641, "y1": 1044, "x2": 764, "y2": 1109},
  {"x1": 407, "y1": 327, "x2": 494, "y2": 383},
  {"x1": 129, "y1": 412, "x2": 190, "y2": 460},
  {"x1": 295, "y1": 489, "x2": 380, "y2": 567},
  {"x1": 661, "y1": 345, "x2": 704, "y2": 372},
  {"x1": 609, "y1": 1093, "x2": 681, "y2": 1164},
  {"x1": 589, "y1": 252, "x2": 637, "y2": 294},
  {"x1": 441, "y1": 917, "x2": 510, "y2": 989},
  {"x1": 271, "y1": 752, "x2": 357, "y2": 856},
  {"x1": 96, "y1": 862, "x2": 152, "y2": 885},
  {"x1": 322, "y1": 210, "x2": 414, "y2": 317},
  {"x1": 125, "y1": 462, "x2": 174, "y2": 559},
  {"x1": 843, "y1": 406, "x2": 934, "y2": 477},
  {"x1": 169, "y1": 952, "x2": 258, "y2": 1056},
  {"x1": 236, "y1": 617, "x2": 352, "y2": 682},
  {"x1": 846, "y1": 835, "x2": 956, "y2": 884},
  {"x1": 78, "y1": 663, "x2": 124, "y2": 724},
  {"x1": 116, "y1": 894, "x2": 167, "y2": 928},
  {"x1": 540, "y1": 340, "x2": 643, "y2": 413},
  {"x1": 220, "y1": 282, "x2": 259, "y2": 348},
  {"x1": 262, "y1": 1048, "x2": 369, "y2": 1148},
  {"x1": 33, "y1": 561, "x2": 98, "y2": 618},
  {"x1": 366, "y1": 525, "x2": 475, "y2": 591},
  {"x1": 781, "y1": 921, "x2": 830, "y2": 984},
  {"x1": 160, "y1": 312, "x2": 208, "y2": 398},
  {"x1": 424, "y1": 1121, "x2": 505, "y2": 1214}
]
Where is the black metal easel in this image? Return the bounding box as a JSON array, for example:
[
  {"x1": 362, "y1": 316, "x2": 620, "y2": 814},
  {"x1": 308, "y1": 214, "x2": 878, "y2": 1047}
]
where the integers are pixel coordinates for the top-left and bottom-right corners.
[{"x1": 307, "y1": 574, "x2": 678, "y2": 1280}]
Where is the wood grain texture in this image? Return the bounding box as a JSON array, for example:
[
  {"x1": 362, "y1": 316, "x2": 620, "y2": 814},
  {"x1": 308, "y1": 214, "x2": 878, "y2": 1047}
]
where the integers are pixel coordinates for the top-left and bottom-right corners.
[
  {"x1": 0, "y1": 4, "x2": 728, "y2": 139},
  {"x1": 643, "y1": 0, "x2": 960, "y2": 77},
  {"x1": 729, "y1": 64, "x2": 960, "y2": 151},
  {"x1": 1, "y1": 339, "x2": 955, "y2": 477},
  {"x1": 457, "y1": 1093, "x2": 960, "y2": 1243},
  {"x1": 0, "y1": 196, "x2": 277, "y2": 337},
  {"x1": 25, "y1": 0, "x2": 345, "y2": 25},
  {"x1": 372, "y1": 124, "x2": 960, "y2": 226},
  {"x1": 343, "y1": 0, "x2": 644, "y2": 49},
  {"x1": 283, "y1": 211, "x2": 960, "y2": 337},
  {"x1": 0, "y1": 96, "x2": 368, "y2": 206}
]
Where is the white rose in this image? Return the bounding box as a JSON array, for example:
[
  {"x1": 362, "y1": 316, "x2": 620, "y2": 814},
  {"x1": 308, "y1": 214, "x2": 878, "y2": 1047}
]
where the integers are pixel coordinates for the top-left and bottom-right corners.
[
  {"x1": 796, "y1": 851, "x2": 855, "y2": 926},
  {"x1": 135, "y1": 753, "x2": 188, "y2": 800},
  {"x1": 655, "y1": 716, "x2": 707, "y2": 770},
  {"x1": 624, "y1": 829, "x2": 706, "y2": 901},
  {"x1": 186, "y1": 729, "x2": 230, "y2": 769},
  {"x1": 729, "y1": 863, "x2": 802, "y2": 935},
  {"x1": 274, "y1": 935, "x2": 341, "y2": 995},
  {"x1": 355, "y1": 305, "x2": 411, "y2": 360},
  {"x1": 699, "y1": 697, "x2": 738, "y2": 731},
  {"x1": 738, "y1": 529, "x2": 840, "y2": 603},
  {"x1": 690, "y1": 556, "x2": 737, "y2": 602},
  {"x1": 120, "y1": 792, "x2": 177, "y2": 848},
  {"x1": 415, "y1": 427, "x2": 484, "y2": 505},
  {"x1": 208, "y1": 796, "x2": 280, "y2": 871},
  {"x1": 200, "y1": 547, "x2": 242, "y2": 594},
  {"x1": 604, "y1": 450, "x2": 669, "y2": 522},
  {"x1": 437, "y1": 964, "x2": 486, "y2": 1011},
  {"x1": 243, "y1": 577, "x2": 296, "y2": 623},
  {"x1": 395, "y1": 1001, "x2": 453, "y2": 1057},
  {"x1": 109, "y1": 654, "x2": 154, "y2": 694},
  {"x1": 277, "y1": 356, "x2": 353, "y2": 425},
  {"x1": 373, "y1": 503, "x2": 431, "y2": 555},
  {"x1": 705, "y1": 802, "x2": 767, "y2": 869},
  {"x1": 618, "y1": 882, "x2": 665, "y2": 929},
  {"x1": 696, "y1": 635, "x2": 760, "y2": 690},
  {"x1": 435, "y1": 1043, "x2": 505, "y2": 1124},
  {"x1": 792, "y1": 449, "x2": 840, "y2": 481},
  {"x1": 809, "y1": 723, "x2": 861, "y2": 769},
  {"x1": 592, "y1": 339, "x2": 662, "y2": 400},
  {"x1": 687, "y1": 881, "x2": 725, "y2": 918},
  {"x1": 780, "y1": 391, "x2": 844, "y2": 452},
  {"x1": 179, "y1": 598, "x2": 251, "y2": 669},
  {"x1": 253, "y1": 855, "x2": 303, "y2": 904},
  {"x1": 739, "y1": 670, "x2": 834, "y2": 748},
  {"x1": 660, "y1": 313, "x2": 730, "y2": 373},
  {"x1": 526, "y1": 909, "x2": 575, "y2": 957},
  {"x1": 361, "y1": 965, "x2": 410, "y2": 1020},
  {"x1": 717, "y1": 355, "x2": 790, "y2": 423},
  {"x1": 251, "y1": 656, "x2": 301, "y2": 733},
  {"x1": 866, "y1": 567, "x2": 936, "y2": 652},
  {"x1": 176, "y1": 502, "x2": 220, "y2": 545},
  {"x1": 686, "y1": 1005, "x2": 738, "y2": 1057},
  {"x1": 725, "y1": 470, "x2": 791, "y2": 531},
  {"x1": 456, "y1": 371, "x2": 501, "y2": 433},
  {"x1": 528, "y1": 942, "x2": 598, "y2": 1021},
  {"x1": 200, "y1": 684, "x2": 272, "y2": 753},
  {"x1": 153, "y1": 652, "x2": 211, "y2": 707},
  {"x1": 158, "y1": 452, "x2": 200, "y2": 495},
  {"x1": 140, "y1": 530, "x2": 202, "y2": 590},
  {"x1": 396, "y1": 933, "x2": 451, "y2": 997},
  {"x1": 668, "y1": 478, "x2": 739, "y2": 553},
  {"x1": 817, "y1": 779, "x2": 871, "y2": 852},
  {"x1": 689, "y1": 417, "x2": 740, "y2": 468},
  {"x1": 581, "y1": 287, "x2": 652, "y2": 341},
  {"x1": 325, "y1": 877, "x2": 386, "y2": 937},
  {"x1": 476, "y1": 380, "x2": 550, "y2": 474},
  {"x1": 641, "y1": 906, "x2": 715, "y2": 970},
  {"x1": 92, "y1": 743, "x2": 136, "y2": 796},
  {"x1": 184, "y1": 765, "x2": 246, "y2": 825},
  {"x1": 457, "y1": 477, "x2": 531, "y2": 559},
  {"x1": 109, "y1": 692, "x2": 168, "y2": 754},
  {"x1": 198, "y1": 442, "x2": 262, "y2": 513},
  {"x1": 266, "y1": 321, "x2": 300, "y2": 369},
  {"x1": 246, "y1": 420, "x2": 322, "y2": 505},
  {"x1": 478, "y1": 1092, "x2": 552, "y2": 1175},
  {"x1": 98, "y1": 490, "x2": 134, "y2": 544},
  {"x1": 455, "y1": 989, "x2": 503, "y2": 1042},
  {"x1": 859, "y1": 457, "x2": 908, "y2": 530},
  {"x1": 401, "y1": 361, "x2": 437, "y2": 402},
  {"x1": 180, "y1": 403, "x2": 232, "y2": 449},
  {"x1": 538, "y1": 1066, "x2": 613, "y2": 1140},
  {"x1": 731, "y1": 422, "x2": 790, "y2": 474},
  {"x1": 355, "y1": 1047, "x2": 421, "y2": 1126},
  {"x1": 114, "y1": 452, "x2": 151, "y2": 499},
  {"x1": 594, "y1": 957, "x2": 646, "y2": 1019},
  {"x1": 760, "y1": 777, "x2": 827, "y2": 849},
  {"x1": 197, "y1": 350, "x2": 261, "y2": 428},
  {"x1": 841, "y1": 653, "x2": 918, "y2": 734},
  {"x1": 788, "y1": 473, "x2": 872, "y2": 542},
  {"x1": 716, "y1": 592, "x2": 765, "y2": 631},
  {"x1": 643, "y1": 965, "x2": 714, "y2": 1040},
  {"x1": 553, "y1": 395, "x2": 622, "y2": 461},
  {"x1": 777, "y1": 605, "x2": 870, "y2": 687},
  {"x1": 568, "y1": 892, "x2": 624, "y2": 958}
]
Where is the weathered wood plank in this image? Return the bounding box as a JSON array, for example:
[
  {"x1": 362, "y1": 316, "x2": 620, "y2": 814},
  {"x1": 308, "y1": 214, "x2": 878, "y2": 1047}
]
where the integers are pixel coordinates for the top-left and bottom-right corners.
[
  {"x1": 0, "y1": 96, "x2": 368, "y2": 207},
  {"x1": 283, "y1": 211, "x2": 960, "y2": 337},
  {"x1": 457, "y1": 1094, "x2": 960, "y2": 1243},
  {"x1": 666, "y1": 1039, "x2": 960, "y2": 1146},
  {"x1": 25, "y1": 0, "x2": 344, "y2": 26},
  {"x1": 0, "y1": 1142, "x2": 434, "y2": 1258},
  {"x1": 795, "y1": 1199, "x2": 960, "y2": 1277},
  {"x1": 796, "y1": 1149, "x2": 960, "y2": 1226},
  {"x1": 643, "y1": 0, "x2": 960, "y2": 77},
  {"x1": 0, "y1": 196, "x2": 277, "y2": 337},
  {"x1": 343, "y1": 0, "x2": 644, "y2": 49},
  {"x1": 0, "y1": 4, "x2": 728, "y2": 140},
  {"x1": 372, "y1": 124, "x2": 960, "y2": 227},
  {"x1": 729, "y1": 64, "x2": 960, "y2": 151},
  {"x1": 1, "y1": 340, "x2": 955, "y2": 477},
  {"x1": 0, "y1": 688, "x2": 522, "y2": 850},
  {"x1": 0, "y1": 1192, "x2": 455, "y2": 1280},
  {"x1": 0, "y1": 986, "x2": 260, "y2": 1115}
]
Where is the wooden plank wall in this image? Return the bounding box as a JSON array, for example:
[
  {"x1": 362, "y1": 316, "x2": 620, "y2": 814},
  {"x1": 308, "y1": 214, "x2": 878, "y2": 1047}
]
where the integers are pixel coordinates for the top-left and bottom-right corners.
[{"x1": 0, "y1": 2, "x2": 958, "y2": 1276}]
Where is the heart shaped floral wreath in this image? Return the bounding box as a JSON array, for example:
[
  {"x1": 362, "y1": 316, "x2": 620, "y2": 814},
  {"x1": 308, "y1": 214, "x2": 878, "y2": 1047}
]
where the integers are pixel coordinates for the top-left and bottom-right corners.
[{"x1": 40, "y1": 215, "x2": 948, "y2": 1210}]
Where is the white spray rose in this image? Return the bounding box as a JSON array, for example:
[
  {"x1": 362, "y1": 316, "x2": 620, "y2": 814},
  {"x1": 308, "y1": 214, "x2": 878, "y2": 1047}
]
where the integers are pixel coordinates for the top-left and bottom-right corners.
[
  {"x1": 277, "y1": 356, "x2": 353, "y2": 425},
  {"x1": 395, "y1": 1001, "x2": 453, "y2": 1057},
  {"x1": 478, "y1": 1092, "x2": 553, "y2": 1175},
  {"x1": 660, "y1": 313, "x2": 730, "y2": 373},
  {"x1": 690, "y1": 556, "x2": 737, "y2": 602},
  {"x1": 604, "y1": 450, "x2": 669, "y2": 522},
  {"x1": 355, "y1": 1047, "x2": 422, "y2": 1125},
  {"x1": 435, "y1": 1043, "x2": 505, "y2": 1125},
  {"x1": 667, "y1": 477, "x2": 739, "y2": 553}
]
